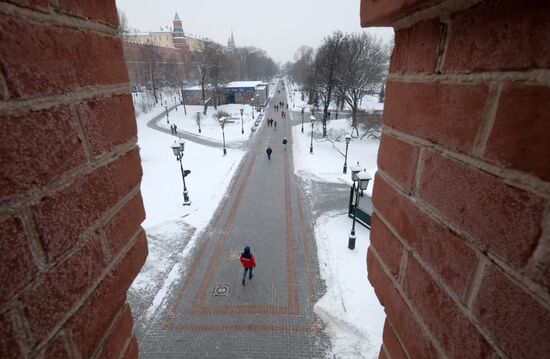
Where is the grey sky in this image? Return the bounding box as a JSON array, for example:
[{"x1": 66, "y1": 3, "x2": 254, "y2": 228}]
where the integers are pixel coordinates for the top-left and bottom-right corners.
[{"x1": 115, "y1": 0, "x2": 394, "y2": 64}]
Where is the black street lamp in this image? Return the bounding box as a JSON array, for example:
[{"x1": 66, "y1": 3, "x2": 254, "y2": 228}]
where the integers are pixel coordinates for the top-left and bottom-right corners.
[
  {"x1": 165, "y1": 105, "x2": 169, "y2": 124},
  {"x1": 348, "y1": 166, "x2": 371, "y2": 250},
  {"x1": 309, "y1": 115, "x2": 315, "y2": 154},
  {"x1": 196, "y1": 112, "x2": 202, "y2": 133},
  {"x1": 250, "y1": 99, "x2": 254, "y2": 120},
  {"x1": 240, "y1": 108, "x2": 244, "y2": 134},
  {"x1": 301, "y1": 107, "x2": 305, "y2": 133},
  {"x1": 171, "y1": 138, "x2": 191, "y2": 206},
  {"x1": 343, "y1": 135, "x2": 351, "y2": 174},
  {"x1": 219, "y1": 118, "x2": 227, "y2": 155}
]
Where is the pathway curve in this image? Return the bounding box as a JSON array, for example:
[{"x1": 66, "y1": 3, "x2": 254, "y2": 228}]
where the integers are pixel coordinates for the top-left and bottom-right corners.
[{"x1": 137, "y1": 81, "x2": 332, "y2": 358}]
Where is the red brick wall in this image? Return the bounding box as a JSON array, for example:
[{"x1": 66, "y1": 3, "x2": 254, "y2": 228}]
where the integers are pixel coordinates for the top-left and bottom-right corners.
[
  {"x1": 362, "y1": 0, "x2": 550, "y2": 358},
  {"x1": 0, "y1": 1, "x2": 147, "y2": 357}
]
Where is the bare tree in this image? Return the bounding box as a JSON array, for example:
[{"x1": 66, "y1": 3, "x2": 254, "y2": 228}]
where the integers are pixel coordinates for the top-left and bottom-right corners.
[
  {"x1": 336, "y1": 33, "x2": 389, "y2": 136},
  {"x1": 192, "y1": 41, "x2": 223, "y2": 115},
  {"x1": 314, "y1": 31, "x2": 344, "y2": 137}
]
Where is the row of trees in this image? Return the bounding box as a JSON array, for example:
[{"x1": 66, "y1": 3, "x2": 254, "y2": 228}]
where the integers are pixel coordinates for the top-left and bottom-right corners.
[{"x1": 289, "y1": 31, "x2": 390, "y2": 136}]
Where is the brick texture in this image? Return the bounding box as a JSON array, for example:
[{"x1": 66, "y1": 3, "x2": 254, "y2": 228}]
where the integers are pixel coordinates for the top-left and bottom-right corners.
[
  {"x1": 373, "y1": 174, "x2": 478, "y2": 297},
  {"x1": 0, "y1": 106, "x2": 86, "y2": 199},
  {"x1": 71, "y1": 231, "x2": 147, "y2": 358},
  {"x1": 97, "y1": 305, "x2": 134, "y2": 359},
  {"x1": 0, "y1": 1, "x2": 145, "y2": 358},
  {"x1": 0, "y1": 216, "x2": 38, "y2": 303},
  {"x1": 0, "y1": 16, "x2": 128, "y2": 99},
  {"x1": 384, "y1": 81, "x2": 489, "y2": 154},
  {"x1": 377, "y1": 134, "x2": 419, "y2": 192},
  {"x1": 360, "y1": 0, "x2": 441, "y2": 26},
  {"x1": 484, "y1": 84, "x2": 550, "y2": 181},
  {"x1": 22, "y1": 234, "x2": 105, "y2": 343},
  {"x1": 403, "y1": 256, "x2": 492, "y2": 358},
  {"x1": 78, "y1": 94, "x2": 137, "y2": 157},
  {"x1": 389, "y1": 19, "x2": 440, "y2": 73},
  {"x1": 369, "y1": 214, "x2": 403, "y2": 278},
  {"x1": 381, "y1": 319, "x2": 407, "y2": 359},
  {"x1": 0, "y1": 313, "x2": 23, "y2": 359},
  {"x1": 54, "y1": 0, "x2": 119, "y2": 27},
  {"x1": 473, "y1": 264, "x2": 550, "y2": 358},
  {"x1": 103, "y1": 192, "x2": 146, "y2": 258},
  {"x1": 444, "y1": 0, "x2": 550, "y2": 72},
  {"x1": 418, "y1": 150, "x2": 545, "y2": 269},
  {"x1": 33, "y1": 148, "x2": 142, "y2": 261},
  {"x1": 368, "y1": 249, "x2": 439, "y2": 358}
]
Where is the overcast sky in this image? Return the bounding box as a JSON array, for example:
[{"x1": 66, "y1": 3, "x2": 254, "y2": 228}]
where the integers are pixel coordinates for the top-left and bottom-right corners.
[{"x1": 115, "y1": 0, "x2": 394, "y2": 64}]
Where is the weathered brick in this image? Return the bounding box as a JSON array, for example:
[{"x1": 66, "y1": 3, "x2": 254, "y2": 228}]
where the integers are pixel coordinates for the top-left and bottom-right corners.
[
  {"x1": 71, "y1": 231, "x2": 146, "y2": 358},
  {"x1": 367, "y1": 249, "x2": 439, "y2": 358},
  {"x1": 403, "y1": 255, "x2": 492, "y2": 358},
  {"x1": 103, "y1": 193, "x2": 145, "y2": 258},
  {"x1": 373, "y1": 174, "x2": 478, "y2": 297},
  {"x1": 54, "y1": 0, "x2": 119, "y2": 27},
  {"x1": 0, "y1": 313, "x2": 23, "y2": 359},
  {"x1": 78, "y1": 94, "x2": 137, "y2": 157},
  {"x1": 484, "y1": 84, "x2": 550, "y2": 181},
  {"x1": 40, "y1": 334, "x2": 70, "y2": 359},
  {"x1": 389, "y1": 19, "x2": 440, "y2": 73},
  {"x1": 98, "y1": 305, "x2": 133, "y2": 359},
  {"x1": 377, "y1": 134, "x2": 419, "y2": 192},
  {"x1": 22, "y1": 234, "x2": 105, "y2": 343},
  {"x1": 444, "y1": 0, "x2": 550, "y2": 72},
  {"x1": 370, "y1": 214, "x2": 403, "y2": 278},
  {"x1": 382, "y1": 319, "x2": 407, "y2": 359},
  {"x1": 384, "y1": 81, "x2": 489, "y2": 154},
  {"x1": 122, "y1": 336, "x2": 139, "y2": 359},
  {"x1": 0, "y1": 106, "x2": 86, "y2": 199},
  {"x1": 418, "y1": 150, "x2": 545, "y2": 269},
  {"x1": 474, "y1": 264, "x2": 550, "y2": 358},
  {"x1": 33, "y1": 148, "x2": 142, "y2": 261},
  {"x1": 0, "y1": 16, "x2": 128, "y2": 99},
  {"x1": 0, "y1": 216, "x2": 38, "y2": 303},
  {"x1": 360, "y1": 0, "x2": 440, "y2": 26},
  {"x1": 3, "y1": 0, "x2": 49, "y2": 10}
]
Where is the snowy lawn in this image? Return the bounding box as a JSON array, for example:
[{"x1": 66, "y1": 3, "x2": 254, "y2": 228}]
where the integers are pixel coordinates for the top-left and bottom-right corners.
[
  {"x1": 157, "y1": 104, "x2": 260, "y2": 144},
  {"x1": 314, "y1": 212, "x2": 385, "y2": 359},
  {"x1": 289, "y1": 82, "x2": 385, "y2": 359}
]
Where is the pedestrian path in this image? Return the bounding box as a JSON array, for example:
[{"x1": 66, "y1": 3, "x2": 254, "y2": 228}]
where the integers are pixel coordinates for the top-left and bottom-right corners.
[{"x1": 137, "y1": 81, "x2": 332, "y2": 358}]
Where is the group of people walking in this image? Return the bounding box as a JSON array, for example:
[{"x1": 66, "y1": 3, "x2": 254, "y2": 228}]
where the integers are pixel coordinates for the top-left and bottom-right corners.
[
  {"x1": 265, "y1": 137, "x2": 288, "y2": 160},
  {"x1": 170, "y1": 123, "x2": 178, "y2": 134},
  {"x1": 266, "y1": 118, "x2": 277, "y2": 127}
]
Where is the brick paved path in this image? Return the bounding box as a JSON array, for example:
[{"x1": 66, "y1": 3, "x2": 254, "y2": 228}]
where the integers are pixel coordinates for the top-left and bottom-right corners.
[{"x1": 137, "y1": 81, "x2": 332, "y2": 358}]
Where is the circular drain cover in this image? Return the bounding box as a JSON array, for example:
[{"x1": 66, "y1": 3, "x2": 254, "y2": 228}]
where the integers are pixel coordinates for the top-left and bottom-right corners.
[{"x1": 213, "y1": 284, "x2": 230, "y2": 296}]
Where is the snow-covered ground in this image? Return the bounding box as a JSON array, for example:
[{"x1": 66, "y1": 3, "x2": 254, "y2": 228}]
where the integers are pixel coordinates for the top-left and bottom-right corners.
[
  {"x1": 287, "y1": 79, "x2": 385, "y2": 359},
  {"x1": 157, "y1": 104, "x2": 260, "y2": 144}
]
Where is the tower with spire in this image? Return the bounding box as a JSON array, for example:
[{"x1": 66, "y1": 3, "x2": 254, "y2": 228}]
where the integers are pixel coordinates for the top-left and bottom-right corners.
[
  {"x1": 172, "y1": 12, "x2": 186, "y2": 48},
  {"x1": 227, "y1": 30, "x2": 235, "y2": 51}
]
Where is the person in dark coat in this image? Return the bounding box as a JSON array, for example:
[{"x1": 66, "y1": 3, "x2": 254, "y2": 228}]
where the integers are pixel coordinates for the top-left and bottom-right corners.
[
  {"x1": 282, "y1": 137, "x2": 288, "y2": 150},
  {"x1": 266, "y1": 146, "x2": 272, "y2": 160},
  {"x1": 240, "y1": 246, "x2": 256, "y2": 285}
]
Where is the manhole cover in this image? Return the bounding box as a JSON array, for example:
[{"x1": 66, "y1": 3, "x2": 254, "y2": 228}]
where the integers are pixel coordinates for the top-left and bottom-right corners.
[
  {"x1": 213, "y1": 284, "x2": 230, "y2": 296},
  {"x1": 227, "y1": 250, "x2": 241, "y2": 261}
]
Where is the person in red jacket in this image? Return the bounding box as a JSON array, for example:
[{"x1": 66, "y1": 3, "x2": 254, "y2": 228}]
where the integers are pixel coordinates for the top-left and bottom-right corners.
[{"x1": 240, "y1": 246, "x2": 256, "y2": 285}]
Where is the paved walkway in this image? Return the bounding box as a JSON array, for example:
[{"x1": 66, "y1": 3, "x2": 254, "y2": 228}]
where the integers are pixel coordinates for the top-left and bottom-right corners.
[{"x1": 137, "y1": 82, "x2": 335, "y2": 358}]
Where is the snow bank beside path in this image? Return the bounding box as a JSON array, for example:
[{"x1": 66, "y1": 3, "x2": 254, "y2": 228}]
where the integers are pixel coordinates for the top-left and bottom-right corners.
[{"x1": 314, "y1": 212, "x2": 385, "y2": 359}]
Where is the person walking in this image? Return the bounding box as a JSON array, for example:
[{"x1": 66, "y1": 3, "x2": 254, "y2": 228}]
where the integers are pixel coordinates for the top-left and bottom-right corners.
[
  {"x1": 274, "y1": 120, "x2": 277, "y2": 128},
  {"x1": 240, "y1": 246, "x2": 256, "y2": 285},
  {"x1": 266, "y1": 146, "x2": 272, "y2": 160},
  {"x1": 282, "y1": 137, "x2": 288, "y2": 150}
]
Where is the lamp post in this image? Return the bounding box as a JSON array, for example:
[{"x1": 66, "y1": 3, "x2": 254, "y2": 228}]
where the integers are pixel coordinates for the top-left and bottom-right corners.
[
  {"x1": 165, "y1": 105, "x2": 169, "y2": 124},
  {"x1": 250, "y1": 99, "x2": 254, "y2": 119},
  {"x1": 219, "y1": 118, "x2": 227, "y2": 155},
  {"x1": 348, "y1": 167, "x2": 371, "y2": 250},
  {"x1": 171, "y1": 138, "x2": 191, "y2": 206},
  {"x1": 240, "y1": 108, "x2": 244, "y2": 134},
  {"x1": 301, "y1": 107, "x2": 305, "y2": 133},
  {"x1": 309, "y1": 115, "x2": 315, "y2": 154},
  {"x1": 343, "y1": 135, "x2": 351, "y2": 173}
]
